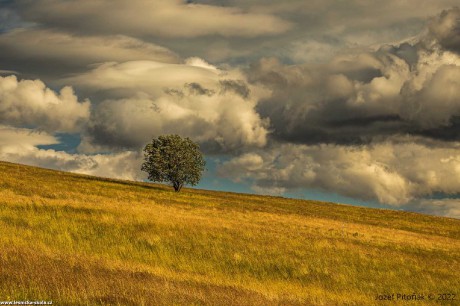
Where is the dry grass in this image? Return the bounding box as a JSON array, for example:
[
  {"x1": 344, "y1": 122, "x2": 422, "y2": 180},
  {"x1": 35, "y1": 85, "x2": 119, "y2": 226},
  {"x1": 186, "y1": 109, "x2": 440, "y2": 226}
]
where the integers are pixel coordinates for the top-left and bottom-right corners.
[{"x1": 0, "y1": 161, "x2": 459, "y2": 305}]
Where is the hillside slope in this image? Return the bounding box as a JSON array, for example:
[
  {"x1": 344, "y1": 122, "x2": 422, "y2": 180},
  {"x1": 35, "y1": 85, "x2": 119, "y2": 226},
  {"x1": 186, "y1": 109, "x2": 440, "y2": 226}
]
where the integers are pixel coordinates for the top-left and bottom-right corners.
[{"x1": 0, "y1": 161, "x2": 459, "y2": 305}]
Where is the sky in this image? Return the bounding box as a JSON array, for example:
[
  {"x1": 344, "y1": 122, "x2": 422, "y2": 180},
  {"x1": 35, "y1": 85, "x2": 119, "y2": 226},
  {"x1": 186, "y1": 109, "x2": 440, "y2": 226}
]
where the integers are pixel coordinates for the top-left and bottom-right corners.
[{"x1": 0, "y1": 0, "x2": 460, "y2": 218}]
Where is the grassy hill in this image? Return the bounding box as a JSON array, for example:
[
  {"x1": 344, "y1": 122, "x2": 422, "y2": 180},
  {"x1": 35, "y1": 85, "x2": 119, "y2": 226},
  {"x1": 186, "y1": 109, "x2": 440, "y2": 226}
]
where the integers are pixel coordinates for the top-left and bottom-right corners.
[{"x1": 0, "y1": 161, "x2": 459, "y2": 305}]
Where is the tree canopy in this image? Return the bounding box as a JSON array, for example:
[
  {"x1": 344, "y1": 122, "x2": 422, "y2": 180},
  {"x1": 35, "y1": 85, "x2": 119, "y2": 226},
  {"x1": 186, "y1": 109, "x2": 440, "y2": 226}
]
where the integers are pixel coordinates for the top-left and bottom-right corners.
[{"x1": 141, "y1": 134, "x2": 206, "y2": 192}]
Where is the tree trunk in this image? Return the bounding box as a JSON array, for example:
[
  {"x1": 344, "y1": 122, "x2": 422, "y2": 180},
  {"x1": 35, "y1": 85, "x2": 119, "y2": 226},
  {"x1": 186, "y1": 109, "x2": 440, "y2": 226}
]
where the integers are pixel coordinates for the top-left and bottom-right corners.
[{"x1": 173, "y1": 182, "x2": 183, "y2": 192}]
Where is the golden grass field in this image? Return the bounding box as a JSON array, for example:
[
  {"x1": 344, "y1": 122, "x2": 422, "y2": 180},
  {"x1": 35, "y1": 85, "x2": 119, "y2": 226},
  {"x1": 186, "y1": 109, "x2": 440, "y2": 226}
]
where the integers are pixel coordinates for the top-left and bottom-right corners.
[{"x1": 0, "y1": 161, "x2": 459, "y2": 305}]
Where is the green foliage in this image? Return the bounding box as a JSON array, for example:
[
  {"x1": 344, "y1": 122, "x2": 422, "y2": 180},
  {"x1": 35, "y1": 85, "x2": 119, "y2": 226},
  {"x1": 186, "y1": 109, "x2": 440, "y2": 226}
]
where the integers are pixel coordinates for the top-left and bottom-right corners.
[{"x1": 141, "y1": 134, "x2": 206, "y2": 192}]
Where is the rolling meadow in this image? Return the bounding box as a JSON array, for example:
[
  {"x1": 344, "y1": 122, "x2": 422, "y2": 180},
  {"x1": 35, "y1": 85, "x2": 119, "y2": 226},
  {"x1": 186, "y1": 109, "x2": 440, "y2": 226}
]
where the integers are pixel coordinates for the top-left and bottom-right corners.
[{"x1": 0, "y1": 161, "x2": 459, "y2": 305}]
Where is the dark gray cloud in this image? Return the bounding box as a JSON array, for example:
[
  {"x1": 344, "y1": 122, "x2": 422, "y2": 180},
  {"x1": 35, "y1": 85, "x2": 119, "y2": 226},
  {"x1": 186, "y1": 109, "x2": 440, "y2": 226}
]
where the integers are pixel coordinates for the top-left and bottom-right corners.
[
  {"x1": 245, "y1": 14, "x2": 460, "y2": 146},
  {"x1": 156, "y1": 0, "x2": 458, "y2": 63},
  {"x1": 0, "y1": 7, "x2": 23, "y2": 33},
  {"x1": 14, "y1": 0, "x2": 291, "y2": 38},
  {"x1": 165, "y1": 80, "x2": 250, "y2": 99},
  {"x1": 428, "y1": 7, "x2": 460, "y2": 53},
  {"x1": 0, "y1": 28, "x2": 180, "y2": 80},
  {"x1": 6, "y1": 0, "x2": 457, "y2": 66},
  {"x1": 219, "y1": 80, "x2": 250, "y2": 99},
  {"x1": 185, "y1": 82, "x2": 216, "y2": 97}
]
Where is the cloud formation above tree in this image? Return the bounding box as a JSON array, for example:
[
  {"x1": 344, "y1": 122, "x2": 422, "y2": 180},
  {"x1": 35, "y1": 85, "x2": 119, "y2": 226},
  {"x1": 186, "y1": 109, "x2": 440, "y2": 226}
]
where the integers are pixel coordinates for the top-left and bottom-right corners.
[{"x1": 65, "y1": 59, "x2": 270, "y2": 152}]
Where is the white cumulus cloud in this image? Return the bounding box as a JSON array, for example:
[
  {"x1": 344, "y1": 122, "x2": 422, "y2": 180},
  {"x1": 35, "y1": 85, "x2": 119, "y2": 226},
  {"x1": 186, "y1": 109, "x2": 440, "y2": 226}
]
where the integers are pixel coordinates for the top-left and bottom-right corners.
[
  {"x1": 219, "y1": 138, "x2": 460, "y2": 207},
  {"x1": 65, "y1": 59, "x2": 270, "y2": 152},
  {"x1": 0, "y1": 75, "x2": 90, "y2": 133},
  {"x1": 0, "y1": 126, "x2": 144, "y2": 180}
]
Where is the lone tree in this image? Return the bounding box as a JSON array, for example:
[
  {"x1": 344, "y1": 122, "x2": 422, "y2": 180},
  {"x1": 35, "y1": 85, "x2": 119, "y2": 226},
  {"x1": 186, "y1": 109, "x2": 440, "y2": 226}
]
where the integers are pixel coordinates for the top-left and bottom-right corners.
[{"x1": 141, "y1": 134, "x2": 206, "y2": 192}]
